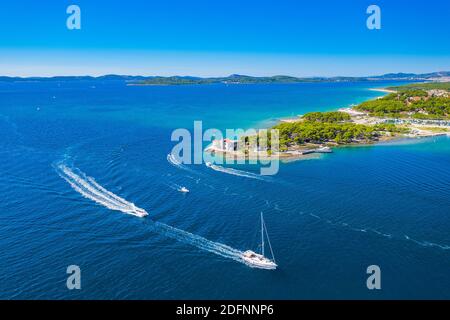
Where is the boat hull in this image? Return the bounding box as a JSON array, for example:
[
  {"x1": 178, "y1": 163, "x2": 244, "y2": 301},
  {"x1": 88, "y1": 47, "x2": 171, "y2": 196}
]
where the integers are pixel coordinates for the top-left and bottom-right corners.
[{"x1": 241, "y1": 251, "x2": 277, "y2": 270}]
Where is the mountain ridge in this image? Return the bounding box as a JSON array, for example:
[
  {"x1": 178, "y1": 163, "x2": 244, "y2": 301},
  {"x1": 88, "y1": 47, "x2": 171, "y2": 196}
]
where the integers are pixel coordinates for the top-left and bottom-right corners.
[{"x1": 0, "y1": 71, "x2": 449, "y2": 84}]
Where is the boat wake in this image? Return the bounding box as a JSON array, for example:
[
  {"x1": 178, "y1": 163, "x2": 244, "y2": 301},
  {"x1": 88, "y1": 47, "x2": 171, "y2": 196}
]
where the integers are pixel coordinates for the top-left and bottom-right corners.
[
  {"x1": 56, "y1": 163, "x2": 250, "y2": 265},
  {"x1": 56, "y1": 163, "x2": 148, "y2": 217},
  {"x1": 206, "y1": 163, "x2": 266, "y2": 180},
  {"x1": 303, "y1": 211, "x2": 450, "y2": 251},
  {"x1": 152, "y1": 222, "x2": 245, "y2": 263},
  {"x1": 167, "y1": 153, "x2": 193, "y2": 172},
  {"x1": 166, "y1": 182, "x2": 190, "y2": 193},
  {"x1": 404, "y1": 235, "x2": 450, "y2": 250}
]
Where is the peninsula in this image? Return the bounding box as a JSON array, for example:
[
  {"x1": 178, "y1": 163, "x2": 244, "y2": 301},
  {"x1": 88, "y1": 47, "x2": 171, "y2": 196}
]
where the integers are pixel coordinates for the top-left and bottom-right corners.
[{"x1": 206, "y1": 82, "x2": 450, "y2": 162}]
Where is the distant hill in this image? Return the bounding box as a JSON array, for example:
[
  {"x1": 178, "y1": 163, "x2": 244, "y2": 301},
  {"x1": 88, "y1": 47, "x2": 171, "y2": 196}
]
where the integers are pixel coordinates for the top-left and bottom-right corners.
[
  {"x1": 0, "y1": 71, "x2": 449, "y2": 85},
  {"x1": 129, "y1": 72, "x2": 450, "y2": 85},
  {"x1": 370, "y1": 71, "x2": 450, "y2": 80}
]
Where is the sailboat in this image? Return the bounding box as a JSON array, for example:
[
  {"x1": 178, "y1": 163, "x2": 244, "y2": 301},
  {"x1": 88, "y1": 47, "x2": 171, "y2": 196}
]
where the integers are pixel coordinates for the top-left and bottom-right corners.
[{"x1": 242, "y1": 212, "x2": 277, "y2": 270}]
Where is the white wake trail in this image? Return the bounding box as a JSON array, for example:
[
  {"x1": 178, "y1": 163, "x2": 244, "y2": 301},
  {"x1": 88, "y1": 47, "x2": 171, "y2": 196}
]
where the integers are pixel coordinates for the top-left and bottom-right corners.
[
  {"x1": 153, "y1": 222, "x2": 245, "y2": 263},
  {"x1": 56, "y1": 164, "x2": 148, "y2": 217},
  {"x1": 56, "y1": 163, "x2": 248, "y2": 265},
  {"x1": 167, "y1": 153, "x2": 193, "y2": 172},
  {"x1": 207, "y1": 163, "x2": 265, "y2": 180}
]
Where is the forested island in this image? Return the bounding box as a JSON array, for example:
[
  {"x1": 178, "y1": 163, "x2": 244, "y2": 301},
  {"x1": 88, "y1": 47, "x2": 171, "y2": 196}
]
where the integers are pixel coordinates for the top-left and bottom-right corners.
[
  {"x1": 1, "y1": 71, "x2": 448, "y2": 85},
  {"x1": 127, "y1": 72, "x2": 450, "y2": 86}
]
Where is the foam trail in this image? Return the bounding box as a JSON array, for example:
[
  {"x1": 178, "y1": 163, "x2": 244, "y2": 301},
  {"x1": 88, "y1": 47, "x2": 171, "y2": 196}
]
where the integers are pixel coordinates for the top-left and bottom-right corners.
[
  {"x1": 56, "y1": 164, "x2": 148, "y2": 217},
  {"x1": 167, "y1": 153, "x2": 193, "y2": 172},
  {"x1": 303, "y1": 211, "x2": 449, "y2": 251},
  {"x1": 165, "y1": 182, "x2": 179, "y2": 191},
  {"x1": 56, "y1": 163, "x2": 250, "y2": 265},
  {"x1": 207, "y1": 163, "x2": 266, "y2": 180},
  {"x1": 404, "y1": 235, "x2": 450, "y2": 250},
  {"x1": 153, "y1": 222, "x2": 246, "y2": 263}
]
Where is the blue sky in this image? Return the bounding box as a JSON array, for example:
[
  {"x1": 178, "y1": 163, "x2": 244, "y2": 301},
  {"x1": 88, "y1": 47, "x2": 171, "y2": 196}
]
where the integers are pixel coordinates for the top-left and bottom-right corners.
[{"x1": 0, "y1": 0, "x2": 449, "y2": 77}]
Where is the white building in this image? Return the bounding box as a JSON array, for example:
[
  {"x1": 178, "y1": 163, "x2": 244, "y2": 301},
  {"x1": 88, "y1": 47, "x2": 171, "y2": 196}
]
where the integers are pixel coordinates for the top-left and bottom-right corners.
[
  {"x1": 253, "y1": 145, "x2": 268, "y2": 152},
  {"x1": 211, "y1": 138, "x2": 239, "y2": 151},
  {"x1": 224, "y1": 138, "x2": 239, "y2": 151}
]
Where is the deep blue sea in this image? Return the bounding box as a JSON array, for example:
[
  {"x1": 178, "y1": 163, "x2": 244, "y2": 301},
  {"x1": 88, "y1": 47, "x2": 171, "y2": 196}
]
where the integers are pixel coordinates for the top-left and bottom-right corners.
[{"x1": 0, "y1": 80, "x2": 449, "y2": 299}]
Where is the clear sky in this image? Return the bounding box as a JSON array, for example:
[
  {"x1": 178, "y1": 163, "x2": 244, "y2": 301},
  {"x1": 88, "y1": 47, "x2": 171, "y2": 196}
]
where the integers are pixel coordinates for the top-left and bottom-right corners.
[{"x1": 0, "y1": 0, "x2": 449, "y2": 77}]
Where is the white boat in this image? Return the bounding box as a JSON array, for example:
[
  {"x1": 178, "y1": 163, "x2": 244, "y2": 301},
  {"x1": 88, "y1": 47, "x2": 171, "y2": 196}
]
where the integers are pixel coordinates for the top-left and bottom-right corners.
[
  {"x1": 205, "y1": 162, "x2": 213, "y2": 167},
  {"x1": 179, "y1": 186, "x2": 189, "y2": 193},
  {"x1": 241, "y1": 213, "x2": 277, "y2": 270},
  {"x1": 127, "y1": 205, "x2": 148, "y2": 217}
]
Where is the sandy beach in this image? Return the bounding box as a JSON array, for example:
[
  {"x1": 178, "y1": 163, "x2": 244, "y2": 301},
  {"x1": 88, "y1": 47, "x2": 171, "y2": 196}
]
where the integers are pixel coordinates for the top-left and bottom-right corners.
[{"x1": 369, "y1": 88, "x2": 397, "y2": 93}]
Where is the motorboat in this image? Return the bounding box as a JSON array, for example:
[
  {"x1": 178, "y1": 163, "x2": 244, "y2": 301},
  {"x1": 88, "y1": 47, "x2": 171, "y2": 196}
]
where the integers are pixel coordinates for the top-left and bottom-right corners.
[{"x1": 128, "y1": 205, "x2": 148, "y2": 217}]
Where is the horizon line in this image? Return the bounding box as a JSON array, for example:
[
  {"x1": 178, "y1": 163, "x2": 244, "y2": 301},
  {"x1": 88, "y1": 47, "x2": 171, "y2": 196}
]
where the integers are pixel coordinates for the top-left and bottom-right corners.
[{"x1": 1, "y1": 70, "x2": 449, "y2": 80}]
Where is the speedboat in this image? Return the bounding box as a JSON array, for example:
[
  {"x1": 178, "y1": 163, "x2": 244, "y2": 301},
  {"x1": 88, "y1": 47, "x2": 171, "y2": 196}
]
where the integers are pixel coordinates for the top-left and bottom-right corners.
[
  {"x1": 179, "y1": 187, "x2": 189, "y2": 193},
  {"x1": 205, "y1": 162, "x2": 213, "y2": 167},
  {"x1": 241, "y1": 212, "x2": 277, "y2": 270},
  {"x1": 128, "y1": 205, "x2": 148, "y2": 217}
]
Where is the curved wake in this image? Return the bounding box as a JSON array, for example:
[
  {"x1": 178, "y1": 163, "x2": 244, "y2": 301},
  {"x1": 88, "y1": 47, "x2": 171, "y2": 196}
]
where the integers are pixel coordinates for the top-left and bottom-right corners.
[
  {"x1": 404, "y1": 235, "x2": 450, "y2": 250},
  {"x1": 266, "y1": 200, "x2": 450, "y2": 252},
  {"x1": 303, "y1": 210, "x2": 450, "y2": 251},
  {"x1": 167, "y1": 153, "x2": 193, "y2": 172},
  {"x1": 206, "y1": 163, "x2": 266, "y2": 180},
  {"x1": 56, "y1": 163, "x2": 248, "y2": 265},
  {"x1": 56, "y1": 164, "x2": 148, "y2": 217}
]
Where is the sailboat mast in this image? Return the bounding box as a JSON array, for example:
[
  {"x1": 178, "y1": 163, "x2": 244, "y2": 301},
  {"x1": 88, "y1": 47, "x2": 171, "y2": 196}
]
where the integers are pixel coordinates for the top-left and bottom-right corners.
[{"x1": 261, "y1": 212, "x2": 264, "y2": 256}]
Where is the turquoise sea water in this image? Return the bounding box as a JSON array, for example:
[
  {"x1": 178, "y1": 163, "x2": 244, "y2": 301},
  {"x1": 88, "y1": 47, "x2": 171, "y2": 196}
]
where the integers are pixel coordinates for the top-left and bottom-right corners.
[{"x1": 0, "y1": 80, "x2": 449, "y2": 299}]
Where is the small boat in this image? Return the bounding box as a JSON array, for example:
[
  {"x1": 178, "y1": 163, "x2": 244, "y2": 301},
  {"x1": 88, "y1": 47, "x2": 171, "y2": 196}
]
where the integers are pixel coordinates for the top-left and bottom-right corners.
[
  {"x1": 127, "y1": 205, "x2": 148, "y2": 217},
  {"x1": 179, "y1": 187, "x2": 189, "y2": 193},
  {"x1": 205, "y1": 162, "x2": 213, "y2": 167},
  {"x1": 241, "y1": 213, "x2": 277, "y2": 270}
]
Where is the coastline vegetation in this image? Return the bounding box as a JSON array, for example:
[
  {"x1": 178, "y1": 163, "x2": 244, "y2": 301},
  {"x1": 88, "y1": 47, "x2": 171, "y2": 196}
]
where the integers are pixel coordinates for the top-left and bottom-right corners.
[
  {"x1": 387, "y1": 82, "x2": 450, "y2": 92},
  {"x1": 218, "y1": 83, "x2": 450, "y2": 159},
  {"x1": 302, "y1": 111, "x2": 351, "y2": 123},
  {"x1": 272, "y1": 112, "x2": 406, "y2": 149},
  {"x1": 354, "y1": 83, "x2": 450, "y2": 119}
]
